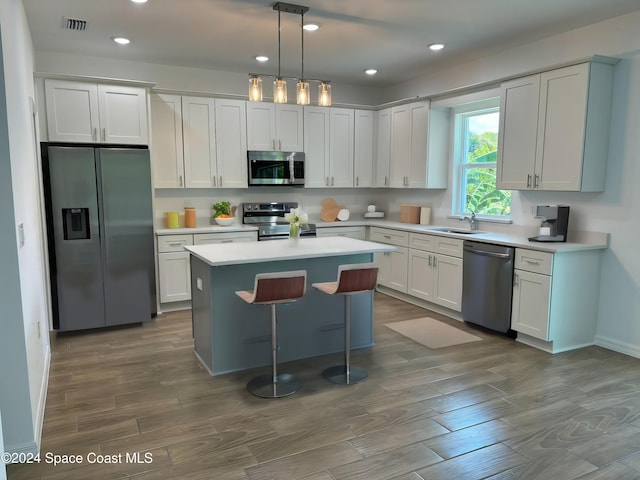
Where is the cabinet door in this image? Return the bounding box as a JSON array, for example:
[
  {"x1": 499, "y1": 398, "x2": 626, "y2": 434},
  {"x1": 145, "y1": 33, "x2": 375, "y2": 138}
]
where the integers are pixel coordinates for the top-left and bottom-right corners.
[
  {"x1": 45, "y1": 79, "x2": 99, "y2": 143},
  {"x1": 98, "y1": 84, "x2": 148, "y2": 145},
  {"x1": 408, "y1": 102, "x2": 428, "y2": 188},
  {"x1": 158, "y1": 252, "x2": 191, "y2": 303},
  {"x1": 354, "y1": 109, "x2": 375, "y2": 188},
  {"x1": 433, "y1": 253, "x2": 463, "y2": 312},
  {"x1": 496, "y1": 75, "x2": 540, "y2": 190},
  {"x1": 390, "y1": 104, "x2": 411, "y2": 187},
  {"x1": 304, "y1": 106, "x2": 330, "y2": 187},
  {"x1": 389, "y1": 247, "x2": 409, "y2": 293},
  {"x1": 215, "y1": 99, "x2": 248, "y2": 188},
  {"x1": 182, "y1": 96, "x2": 217, "y2": 188},
  {"x1": 329, "y1": 108, "x2": 354, "y2": 187},
  {"x1": 374, "y1": 251, "x2": 392, "y2": 288},
  {"x1": 375, "y1": 108, "x2": 391, "y2": 187},
  {"x1": 408, "y1": 249, "x2": 435, "y2": 302},
  {"x1": 150, "y1": 93, "x2": 184, "y2": 188},
  {"x1": 536, "y1": 64, "x2": 589, "y2": 191},
  {"x1": 277, "y1": 104, "x2": 304, "y2": 151},
  {"x1": 511, "y1": 269, "x2": 551, "y2": 340},
  {"x1": 246, "y1": 103, "x2": 276, "y2": 150}
]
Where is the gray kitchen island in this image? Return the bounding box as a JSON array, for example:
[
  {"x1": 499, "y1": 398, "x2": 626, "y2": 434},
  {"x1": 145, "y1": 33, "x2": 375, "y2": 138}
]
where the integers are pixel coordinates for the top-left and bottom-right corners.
[{"x1": 185, "y1": 236, "x2": 395, "y2": 376}]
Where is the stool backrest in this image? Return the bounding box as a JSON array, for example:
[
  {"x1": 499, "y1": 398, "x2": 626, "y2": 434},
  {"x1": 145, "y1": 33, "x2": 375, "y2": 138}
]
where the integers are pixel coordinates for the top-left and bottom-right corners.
[
  {"x1": 335, "y1": 263, "x2": 379, "y2": 294},
  {"x1": 252, "y1": 270, "x2": 307, "y2": 304}
]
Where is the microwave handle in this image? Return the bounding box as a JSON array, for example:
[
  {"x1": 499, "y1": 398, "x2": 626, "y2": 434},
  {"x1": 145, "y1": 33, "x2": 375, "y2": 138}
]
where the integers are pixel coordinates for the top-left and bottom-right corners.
[{"x1": 289, "y1": 153, "x2": 295, "y2": 184}]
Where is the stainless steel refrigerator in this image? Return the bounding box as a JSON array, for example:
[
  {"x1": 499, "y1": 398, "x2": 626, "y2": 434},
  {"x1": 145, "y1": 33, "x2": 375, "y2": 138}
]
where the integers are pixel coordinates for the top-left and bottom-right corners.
[{"x1": 43, "y1": 145, "x2": 156, "y2": 331}]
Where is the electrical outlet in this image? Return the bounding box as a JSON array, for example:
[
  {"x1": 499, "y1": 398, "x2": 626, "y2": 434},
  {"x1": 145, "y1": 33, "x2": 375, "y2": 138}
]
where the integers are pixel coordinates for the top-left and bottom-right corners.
[{"x1": 18, "y1": 223, "x2": 24, "y2": 248}]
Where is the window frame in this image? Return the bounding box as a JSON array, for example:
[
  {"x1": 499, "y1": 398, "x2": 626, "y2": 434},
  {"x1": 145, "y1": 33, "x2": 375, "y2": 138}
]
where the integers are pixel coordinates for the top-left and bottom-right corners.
[{"x1": 451, "y1": 98, "x2": 509, "y2": 220}]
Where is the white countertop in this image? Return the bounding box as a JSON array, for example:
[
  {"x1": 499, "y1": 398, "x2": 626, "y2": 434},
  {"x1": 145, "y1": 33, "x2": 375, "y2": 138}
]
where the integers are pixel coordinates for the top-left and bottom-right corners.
[
  {"x1": 184, "y1": 236, "x2": 395, "y2": 267},
  {"x1": 156, "y1": 217, "x2": 608, "y2": 254}
]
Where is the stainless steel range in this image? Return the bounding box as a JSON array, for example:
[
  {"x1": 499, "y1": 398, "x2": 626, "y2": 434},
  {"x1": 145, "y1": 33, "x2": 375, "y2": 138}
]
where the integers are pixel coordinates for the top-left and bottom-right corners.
[{"x1": 242, "y1": 202, "x2": 317, "y2": 241}]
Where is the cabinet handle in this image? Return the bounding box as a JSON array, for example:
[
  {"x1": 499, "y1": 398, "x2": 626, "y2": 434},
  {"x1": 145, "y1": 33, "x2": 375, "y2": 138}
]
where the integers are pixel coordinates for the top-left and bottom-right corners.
[
  {"x1": 524, "y1": 259, "x2": 541, "y2": 265},
  {"x1": 219, "y1": 176, "x2": 222, "y2": 186},
  {"x1": 93, "y1": 128, "x2": 97, "y2": 141},
  {"x1": 433, "y1": 256, "x2": 437, "y2": 267},
  {"x1": 514, "y1": 273, "x2": 519, "y2": 287},
  {"x1": 326, "y1": 177, "x2": 329, "y2": 186},
  {"x1": 179, "y1": 175, "x2": 183, "y2": 187},
  {"x1": 527, "y1": 174, "x2": 532, "y2": 188},
  {"x1": 383, "y1": 235, "x2": 391, "y2": 239},
  {"x1": 534, "y1": 174, "x2": 540, "y2": 188},
  {"x1": 385, "y1": 175, "x2": 388, "y2": 187},
  {"x1": 102, "y1": 128, "x2": 106, "y2": 142},
  {"x1": 272, "y1": 140, "x2": 276, "y2": 150},
  {"x1": 331, "y1": 177, "x2": 335, "y2": 186},
  {"x1": 428, "y1": 255, "x2": 432, "y2": 267},
  {"x1": 212, "y1": 176, "x2": 216, "y2": 187},
  {"x1": 167, "y1": 242, "x2": 185, "y2": 246},
  {"x1": 278, "y1": 140, "x2": 282, "y2": 150},
  {"x1": 221, "y1": 240, "x2": 233, "y2": 243},
  {"x1": 356, "y1": 176, "x2": 359, "y2": 187}
]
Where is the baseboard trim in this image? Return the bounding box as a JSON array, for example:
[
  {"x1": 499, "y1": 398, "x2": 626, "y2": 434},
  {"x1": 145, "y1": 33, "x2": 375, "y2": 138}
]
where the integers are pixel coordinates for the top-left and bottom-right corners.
[
  {"x1": 595, "y1": 335, "x2": 640, "y2": 359},
  {"x1": 5, "y1": 440, "x2": 38, "y2": 456},
  {"x1": 375, "y1": 286, "x2": 462, "y2": 322}
]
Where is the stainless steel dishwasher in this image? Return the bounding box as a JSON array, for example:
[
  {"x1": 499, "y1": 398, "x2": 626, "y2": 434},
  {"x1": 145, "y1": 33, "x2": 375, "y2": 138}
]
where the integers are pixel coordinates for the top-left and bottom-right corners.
[{"x1": 462, "y1": 241, "x2": 515, "y2": 335}]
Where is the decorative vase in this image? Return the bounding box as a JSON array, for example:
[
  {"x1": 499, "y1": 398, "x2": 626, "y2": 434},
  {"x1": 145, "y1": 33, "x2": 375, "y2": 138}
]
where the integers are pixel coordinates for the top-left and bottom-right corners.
[{"x1": 289, "y1": 222, "x2": 300, "y2": 245}]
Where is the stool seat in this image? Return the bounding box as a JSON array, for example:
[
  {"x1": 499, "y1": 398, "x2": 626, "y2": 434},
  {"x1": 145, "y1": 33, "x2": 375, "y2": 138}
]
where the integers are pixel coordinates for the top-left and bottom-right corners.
[
  {"x1": 312, "y1": 263, "x2": 378, "y2": 385},
  {"x1": 236, "y1": 270, "x2": 307, "y2": 398}
]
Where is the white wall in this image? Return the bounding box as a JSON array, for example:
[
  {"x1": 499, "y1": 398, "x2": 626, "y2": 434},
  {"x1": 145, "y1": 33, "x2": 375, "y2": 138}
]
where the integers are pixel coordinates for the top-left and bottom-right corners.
[{"x1": 0, "y1": 0, "x2": 50, "y2": 453}]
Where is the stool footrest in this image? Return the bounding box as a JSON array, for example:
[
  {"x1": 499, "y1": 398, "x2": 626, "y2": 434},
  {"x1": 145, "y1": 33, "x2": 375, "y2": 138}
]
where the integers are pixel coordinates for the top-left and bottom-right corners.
[
  {"x1": 247, "y1": 373, "x2": 302, "y2": 398},
  {"x1": 322, "y1": 365, "x2": 368, "y2": 385}
]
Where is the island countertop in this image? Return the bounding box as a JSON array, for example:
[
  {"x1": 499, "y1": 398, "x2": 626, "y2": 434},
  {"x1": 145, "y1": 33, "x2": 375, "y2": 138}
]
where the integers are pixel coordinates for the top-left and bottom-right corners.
[{"x1": 184, "y1": 236, "x2": 396, "y2": 266}]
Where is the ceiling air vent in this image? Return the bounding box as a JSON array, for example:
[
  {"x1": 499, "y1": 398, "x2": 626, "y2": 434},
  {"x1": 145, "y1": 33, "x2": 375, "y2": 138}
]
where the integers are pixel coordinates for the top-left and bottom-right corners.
[{"x1": 63, "y1": 17, "x2": 87, "y2": 31}]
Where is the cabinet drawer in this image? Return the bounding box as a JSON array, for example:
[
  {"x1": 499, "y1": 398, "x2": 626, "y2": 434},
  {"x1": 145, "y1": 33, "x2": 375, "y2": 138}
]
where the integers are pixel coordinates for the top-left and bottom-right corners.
[
  {"x1": 194, "y1": 231, "x2": 257, "y2": 245},
  {"x1": 409, "y1": 232, "x2": 436, "y2": 252},
  {"x1": 370, "y1": 227, "x2": 409, "y2": 247},
  {"x1": 434, "y1": 237, "x2": 463, "y2": 258},
  {"x1": 158, "y1": 234, "x2": 194, "y2": 253},
  {"x1": 515, "y1": 248, "x2": 553, "y2": 275},
  {"x1": 317, "y1": 226, "x2": 366, "y2": 240}
]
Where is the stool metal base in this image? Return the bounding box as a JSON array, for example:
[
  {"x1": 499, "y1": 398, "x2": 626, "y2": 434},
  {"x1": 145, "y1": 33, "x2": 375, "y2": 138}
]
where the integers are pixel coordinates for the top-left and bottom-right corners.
[
  {"x1": 322, "y1": 365, "x2": 368, "y2": 385},
  {"x1": 247, "y1": 373, "x2": 302, "y2": 398}
]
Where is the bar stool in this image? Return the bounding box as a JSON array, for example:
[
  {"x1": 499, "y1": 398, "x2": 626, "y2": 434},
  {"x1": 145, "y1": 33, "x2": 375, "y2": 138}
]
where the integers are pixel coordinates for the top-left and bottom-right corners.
[
  {"x1": 235, "y1": 270, "x2": 307, "y2": 398},
  {"x1": 312, "y1": 263, "x2": 378, "y2": 385}
]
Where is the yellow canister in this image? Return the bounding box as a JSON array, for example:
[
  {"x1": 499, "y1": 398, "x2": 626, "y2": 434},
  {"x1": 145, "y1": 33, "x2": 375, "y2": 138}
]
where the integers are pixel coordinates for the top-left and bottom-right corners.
[
  {"x1": 184, "y1": 208, "x2": 196, "y2": 228},
  {"x1": 166, "y1": 211, "x2": 179, "y2": 229}
]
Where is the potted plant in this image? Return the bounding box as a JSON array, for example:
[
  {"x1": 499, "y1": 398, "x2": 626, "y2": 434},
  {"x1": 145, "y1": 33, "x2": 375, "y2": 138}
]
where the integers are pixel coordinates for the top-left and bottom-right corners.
[{"x1": 212, "y1": 201, "x2": 233, "y2": 226}]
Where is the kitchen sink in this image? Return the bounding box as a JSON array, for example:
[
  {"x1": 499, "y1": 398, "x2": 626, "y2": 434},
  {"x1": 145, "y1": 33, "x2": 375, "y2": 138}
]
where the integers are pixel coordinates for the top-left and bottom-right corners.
[{"x1": 426, "y1": 226, "x2": 487, "y2": 235}]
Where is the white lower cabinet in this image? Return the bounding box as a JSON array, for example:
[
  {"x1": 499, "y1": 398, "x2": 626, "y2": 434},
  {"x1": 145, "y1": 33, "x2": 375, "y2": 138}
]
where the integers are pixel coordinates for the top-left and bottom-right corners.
[
  {"x1": 157, "y1": 231, "x2": 257, "y2": 304},
  {"x1": 510, "y1": 247, "x2": 602, "y2": 353},
  {"x1": 370, "y1": 227, "x2": 409, "y2": 293},
  {"x1": 407, "y1": 232, "x2": 463, "y2": 312},
  {"x1": 158, "y1": 235, "x2": 194, "y2": 303}
]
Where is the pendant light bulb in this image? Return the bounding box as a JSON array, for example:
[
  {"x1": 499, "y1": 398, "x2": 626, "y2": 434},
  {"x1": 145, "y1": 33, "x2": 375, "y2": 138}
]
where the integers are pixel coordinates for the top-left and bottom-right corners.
[
  {"x1": 274, "y1": 78, "x2": 287, "y2": 104},
  {"x1": 318, "y1": 81, "x2": 332, "y2": 107},
  {"x1": 249, "y1": 76, "x2": 263, "y2": 102},
  {"x1": 297, "y1": 80, "x2": 310, "y2": 105}
]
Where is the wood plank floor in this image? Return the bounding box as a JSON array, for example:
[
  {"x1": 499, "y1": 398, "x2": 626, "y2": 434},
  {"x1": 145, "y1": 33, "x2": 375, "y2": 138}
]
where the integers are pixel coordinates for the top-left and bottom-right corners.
[{"x1": 8, "y1": 293, "x2": 640, "y2": 479}]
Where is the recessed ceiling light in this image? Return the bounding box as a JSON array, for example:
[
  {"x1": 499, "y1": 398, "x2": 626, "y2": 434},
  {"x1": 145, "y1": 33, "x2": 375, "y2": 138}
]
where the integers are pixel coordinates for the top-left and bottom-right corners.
[
  {"x1": 255, "y1": 55, "x2": 269, "y2": 62},
  {"x1": 113, "y1": 37, "x2": 130, "y2": 45},
  {"x1": 428, "y1": 43, "x2": 445, "y2": 51},
  {"x1": 130, "y1": 0, "x2": 148, "y2": 3},
  {"x1": 303, "y1": 23, "x2": 319, "y2": 32},
  {"x1": 365, "y1": 69, "x2": 378, "y2": 75}
]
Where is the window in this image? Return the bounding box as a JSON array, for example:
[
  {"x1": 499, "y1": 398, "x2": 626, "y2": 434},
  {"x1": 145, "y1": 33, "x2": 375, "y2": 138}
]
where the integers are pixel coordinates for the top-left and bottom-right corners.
[{"x1": 453, "y1": 100, "x2": 510, "y2": 218}]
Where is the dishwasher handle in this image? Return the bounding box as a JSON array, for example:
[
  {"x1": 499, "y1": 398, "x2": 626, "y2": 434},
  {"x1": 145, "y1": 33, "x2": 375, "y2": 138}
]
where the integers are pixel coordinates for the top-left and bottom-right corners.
[{"x1": 464, "y1": 246, "x2": 512, "y2": 259}]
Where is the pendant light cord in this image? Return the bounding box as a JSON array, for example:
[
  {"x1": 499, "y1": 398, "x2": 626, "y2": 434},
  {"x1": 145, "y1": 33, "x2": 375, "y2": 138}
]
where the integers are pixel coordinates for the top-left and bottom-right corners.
[
  {"x1": 301, "y1": 11, "x2": 304, "y2": 80},
  {"x1": 277, "y1": 9, "x2": 281, "y2": 78}
]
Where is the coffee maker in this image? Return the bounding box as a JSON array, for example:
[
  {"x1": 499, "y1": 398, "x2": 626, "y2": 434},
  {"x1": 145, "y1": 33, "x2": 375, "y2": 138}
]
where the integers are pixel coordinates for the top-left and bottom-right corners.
[{"x1": 529, "y1": 205, "x2": 570, "y2": 242}]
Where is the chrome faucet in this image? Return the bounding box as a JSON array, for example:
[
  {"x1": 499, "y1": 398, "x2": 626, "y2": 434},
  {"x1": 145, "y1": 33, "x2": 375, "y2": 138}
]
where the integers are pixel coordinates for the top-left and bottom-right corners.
[{"x1": 461, "y1": 211, "x2": 479, "y2": 230}]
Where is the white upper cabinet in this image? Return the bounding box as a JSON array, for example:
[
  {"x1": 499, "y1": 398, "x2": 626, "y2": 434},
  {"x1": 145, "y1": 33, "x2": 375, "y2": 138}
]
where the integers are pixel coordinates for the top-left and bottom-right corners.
[
  {"x1": 386, "y1": 101, "x2": 444, "y2": 189},
  {"x1": 354, "y1": 110, "x2": 375, "y2": 188},
  {"x1": 329, "y1": 108, "x2": 355, "y2": 187},
  {"x1": 150, "y1": 93, "x2": 184, "y2": 188},
  {"x1": 45, "y1": 79, "x2": 148, "y2": 145},
  {"x1": 150, "y1": 94, "x2": 247, "y2": 189},
  {"x1": 497, "y1": 60, "x2": 615, "y2": 191},
  {"x1": 246, "y1": 103, "x2": 304, "y2": 151},
  {"x1": 304, "y1": 106, "x2": 330, "y2": 188},
  {"x1": 375, "y1": 108, "x2": 392, "y2": 187}
]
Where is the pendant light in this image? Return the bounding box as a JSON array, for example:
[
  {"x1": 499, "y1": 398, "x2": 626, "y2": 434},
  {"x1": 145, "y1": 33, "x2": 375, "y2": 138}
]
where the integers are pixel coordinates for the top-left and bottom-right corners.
[{"x1": 248, "y1": 3, "x2": 332, "y2": 107}]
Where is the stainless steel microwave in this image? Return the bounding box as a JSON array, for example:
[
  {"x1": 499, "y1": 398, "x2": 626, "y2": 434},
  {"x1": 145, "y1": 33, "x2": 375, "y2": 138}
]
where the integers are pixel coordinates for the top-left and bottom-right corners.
[{"x1": 247, "y1": 151, "x2": 305, "y2": 186}]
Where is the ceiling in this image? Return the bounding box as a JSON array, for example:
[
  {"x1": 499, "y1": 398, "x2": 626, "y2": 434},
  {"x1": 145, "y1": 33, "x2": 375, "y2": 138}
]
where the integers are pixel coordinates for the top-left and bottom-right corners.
[{"x1": 22, "y1": 0, "x2": 640, "y2": 87}]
